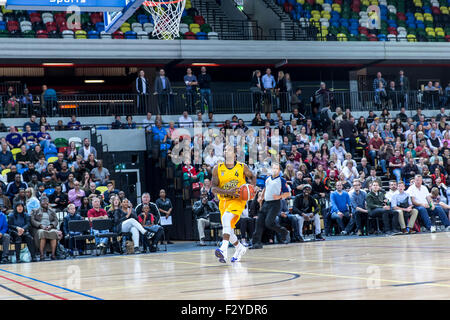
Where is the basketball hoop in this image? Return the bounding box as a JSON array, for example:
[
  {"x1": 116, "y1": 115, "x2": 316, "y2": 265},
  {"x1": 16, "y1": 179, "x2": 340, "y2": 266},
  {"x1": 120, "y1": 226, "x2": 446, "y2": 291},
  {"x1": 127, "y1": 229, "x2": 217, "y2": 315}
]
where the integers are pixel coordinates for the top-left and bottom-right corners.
[{"x1": 143, "y1": 0, "x2": 186, "y2": 40}]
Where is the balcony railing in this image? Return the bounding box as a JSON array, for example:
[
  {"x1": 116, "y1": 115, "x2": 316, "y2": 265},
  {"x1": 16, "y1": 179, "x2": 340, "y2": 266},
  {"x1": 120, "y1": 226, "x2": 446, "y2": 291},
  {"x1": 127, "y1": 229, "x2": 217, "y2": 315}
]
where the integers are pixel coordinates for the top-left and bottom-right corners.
[{"x1": 0, "y1": 90, "x2": 448, "y2": 118}]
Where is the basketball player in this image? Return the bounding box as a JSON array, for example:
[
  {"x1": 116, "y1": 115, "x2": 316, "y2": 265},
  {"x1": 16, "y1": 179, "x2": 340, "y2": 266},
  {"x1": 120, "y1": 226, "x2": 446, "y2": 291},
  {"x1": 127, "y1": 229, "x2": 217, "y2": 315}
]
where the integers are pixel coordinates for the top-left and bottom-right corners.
[
  {"x1": 211, "y1": 145, "x2": 256, "y2": 263},
  {"x1": 250, "y1": 162, "x2": 291, "y2": 249}
]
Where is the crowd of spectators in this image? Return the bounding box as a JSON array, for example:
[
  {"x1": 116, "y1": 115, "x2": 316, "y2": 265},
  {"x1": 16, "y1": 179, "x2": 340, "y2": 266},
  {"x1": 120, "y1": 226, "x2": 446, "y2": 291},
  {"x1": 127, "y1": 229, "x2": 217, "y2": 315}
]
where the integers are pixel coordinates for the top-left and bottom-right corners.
[
  {"x1": 0, "y1": 115, "x2": 174, "y2": 263},
  {"x1": 148, "y1": 98, "x2": 450, "y2": 246}
]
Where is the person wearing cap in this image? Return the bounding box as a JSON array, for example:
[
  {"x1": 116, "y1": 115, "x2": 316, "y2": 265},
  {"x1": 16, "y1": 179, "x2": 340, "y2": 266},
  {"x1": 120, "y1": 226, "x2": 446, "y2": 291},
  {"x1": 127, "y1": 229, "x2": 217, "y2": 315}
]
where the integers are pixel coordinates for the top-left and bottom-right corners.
[
  {"x1": 292, "y1": 184, "x2": 324, "y2": 241},
  {"x1": 30, "y1": 197, "x2": 59, "y2": 260},
  {"x1": 8, "y1": 203, "x2": 37, "y2": 263}
]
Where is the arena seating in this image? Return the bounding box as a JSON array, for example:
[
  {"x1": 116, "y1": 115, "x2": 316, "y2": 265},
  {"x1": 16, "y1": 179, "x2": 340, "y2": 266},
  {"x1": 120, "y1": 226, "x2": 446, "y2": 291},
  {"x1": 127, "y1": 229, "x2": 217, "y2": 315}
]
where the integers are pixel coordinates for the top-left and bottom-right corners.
[
  {"x1": 275, "y1": 0, "x2": 450, "y2": 42},
  {"x1": 0, "y1": 1, "x2": 218, "y2": 40}
]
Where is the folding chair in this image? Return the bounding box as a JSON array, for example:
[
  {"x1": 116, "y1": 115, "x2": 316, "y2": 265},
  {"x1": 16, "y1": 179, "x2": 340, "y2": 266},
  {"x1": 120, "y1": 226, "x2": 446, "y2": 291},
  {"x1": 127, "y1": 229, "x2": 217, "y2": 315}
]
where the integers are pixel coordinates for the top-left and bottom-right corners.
[
  {"x1": 205, "y1": 212, "x2": 222, "y2": 246},
  {"x1": 67, "y1": 220, "x2": 96, "y2": 256},
  {"x1": 92, "y1": 219, "x2": 119, "y2": 255}
]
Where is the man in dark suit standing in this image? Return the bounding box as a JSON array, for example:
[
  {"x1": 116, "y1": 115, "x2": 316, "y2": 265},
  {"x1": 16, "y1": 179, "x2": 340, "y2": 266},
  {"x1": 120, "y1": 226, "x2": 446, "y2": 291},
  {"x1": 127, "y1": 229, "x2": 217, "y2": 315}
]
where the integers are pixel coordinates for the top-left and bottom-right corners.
[
  {"x1": 154, "y1": 69, "x2": 173, "y2": 114},
  {"x1": 136, "y1": 70, "x2": 150, "y2": 112},
  {"x1": 397, "y1": 70, "x2": 410, "y2": 109}
]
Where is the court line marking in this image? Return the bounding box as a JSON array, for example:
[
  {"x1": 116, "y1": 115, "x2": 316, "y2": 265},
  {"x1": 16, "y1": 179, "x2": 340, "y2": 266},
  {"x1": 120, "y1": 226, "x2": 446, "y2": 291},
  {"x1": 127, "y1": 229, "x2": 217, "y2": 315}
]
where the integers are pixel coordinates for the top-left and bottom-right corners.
[
  {"x1": 180, "y1": 249, "x2": 450, "y2": 271},
  {"x1": 114, "y1": 254, "x2": 450, "y2": 289},
  {"x1": 0, "y1": 283, "x2": 34, "y2": 300},
  {"x1": 0, "y1": 275, "x2": 67, "y2": 300},
  {"x1": 0, "y1": 269, "x2": 103, "y2": 300}
]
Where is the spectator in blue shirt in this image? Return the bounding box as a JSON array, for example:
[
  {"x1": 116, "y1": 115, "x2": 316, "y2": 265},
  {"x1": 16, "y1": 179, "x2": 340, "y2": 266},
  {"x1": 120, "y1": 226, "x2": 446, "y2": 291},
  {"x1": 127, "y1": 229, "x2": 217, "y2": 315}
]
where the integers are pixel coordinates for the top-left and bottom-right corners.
[
  {"x1": 22, "y1": 125, "x2": 38, "y2": 149},
  {"x1": 67, "y1": 115, "x2": 81, "y2": 130},
  {"x1": 184, "y1": 68, "x2": 198, "y2": 113},
  {"x1": 5, "y1": 126, "x2": 23, "y2": 149},
  {"x1": 36, "y1": 125, "x2": 55, "y2": 150},
  {"x1": 21, "y1": 88, "x2": 33, "y2": 111},
  {"x1": 41, "y1": 85, "x2": 57, "y2": 116},
  {"x1": 0, "y1": 210, "x2": 10, "y2": 263},
  {"x1": 23, "y1": 115, "x2": 40, "y2": 132},
  {"x1": 330, "y1": 180, "x2": 352, "y2": 235},
  {"x1": 262, "y1": 68, "x2": 276, "y2": 91},
  {"x1": 0, "y1": 143, "x2": 14, "y2": 171}
]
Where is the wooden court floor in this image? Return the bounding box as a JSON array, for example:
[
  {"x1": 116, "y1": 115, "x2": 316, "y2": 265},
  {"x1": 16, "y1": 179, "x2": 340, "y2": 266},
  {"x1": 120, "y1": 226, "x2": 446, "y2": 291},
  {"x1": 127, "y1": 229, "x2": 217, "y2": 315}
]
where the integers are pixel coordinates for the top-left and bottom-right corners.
[{"x1": 0, "y1": 232, "x2": 449, "y2": 300}]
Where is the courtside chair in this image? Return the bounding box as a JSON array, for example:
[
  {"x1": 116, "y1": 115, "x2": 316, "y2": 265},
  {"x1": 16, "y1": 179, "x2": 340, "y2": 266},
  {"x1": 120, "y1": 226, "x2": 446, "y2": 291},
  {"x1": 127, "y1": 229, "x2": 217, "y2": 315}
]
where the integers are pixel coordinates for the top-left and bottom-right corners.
[
  {"x1": 68, "y1": 220, "x2": 96, "y2": 256},
  {"x1": 92, "y1": 219, "x2": 118, "y2": 255}
]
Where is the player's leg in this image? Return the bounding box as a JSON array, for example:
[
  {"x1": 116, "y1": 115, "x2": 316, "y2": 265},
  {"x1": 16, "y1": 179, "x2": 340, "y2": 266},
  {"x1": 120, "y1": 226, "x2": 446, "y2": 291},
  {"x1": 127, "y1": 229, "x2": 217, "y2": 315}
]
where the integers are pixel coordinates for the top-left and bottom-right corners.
[
  {"x1": 228, "y1": 213, "x2": 247, "y2": 262},
  {"x1": 215, "y1": 210, "x2": 235, "y2": 263}
]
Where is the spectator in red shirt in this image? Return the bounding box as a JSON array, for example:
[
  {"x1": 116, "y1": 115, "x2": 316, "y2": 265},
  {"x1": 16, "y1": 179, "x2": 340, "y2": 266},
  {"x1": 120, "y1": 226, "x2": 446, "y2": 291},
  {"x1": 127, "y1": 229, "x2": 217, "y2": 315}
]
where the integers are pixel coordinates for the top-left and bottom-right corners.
[
  {"x1": 87, "y1": 197, "x2": 109, "y2": 254},
  {"x1": 389, "y1": 149, "x2": 404, "y2": 183},
  {"x1": 368, "y1": 131, "x2": 384, "y2": 166},
  {"x1": 415, "y1": 139, "x2": 431, "y2": 159},
  {"x1": 431, "y1": 167, "x2": 446, "y2": 186},
  {"x1": 182, "y1": 158, "x2": 204, "y2": 187}
]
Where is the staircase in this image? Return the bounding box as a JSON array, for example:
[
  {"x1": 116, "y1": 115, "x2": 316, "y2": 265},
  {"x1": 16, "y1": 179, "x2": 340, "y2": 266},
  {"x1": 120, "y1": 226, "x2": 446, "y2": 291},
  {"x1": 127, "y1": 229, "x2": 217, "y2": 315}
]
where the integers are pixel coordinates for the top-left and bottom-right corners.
[
  {"x1": 258, "y1": 0, "x2": 318, "y2": 40},
  {"x1": 190, "y1": 0, "x2": 262, "y2": 40}
]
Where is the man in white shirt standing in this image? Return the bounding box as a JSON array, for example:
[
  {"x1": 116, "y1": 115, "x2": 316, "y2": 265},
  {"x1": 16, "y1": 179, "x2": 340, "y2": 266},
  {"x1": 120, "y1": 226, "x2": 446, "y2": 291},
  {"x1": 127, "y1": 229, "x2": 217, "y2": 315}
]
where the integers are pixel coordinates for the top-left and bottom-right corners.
[
  {"x1": 407, "y1": 174, "x2": 450, "y2": 232},
  {"x1": 178, "y1": 110, "x2": 193, "y2": 128}
]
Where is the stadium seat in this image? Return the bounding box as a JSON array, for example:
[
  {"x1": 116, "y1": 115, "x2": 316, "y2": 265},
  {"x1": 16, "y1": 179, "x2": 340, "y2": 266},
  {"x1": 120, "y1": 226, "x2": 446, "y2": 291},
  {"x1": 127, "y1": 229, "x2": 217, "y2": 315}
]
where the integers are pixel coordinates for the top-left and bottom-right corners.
[
  {"x1": 124, "y1": 30, "x2": 137, "y2": 39},
  {"x1": 47, "y1": 156, "x2": 58, "y2": 163},
  {"x1": 62, "y1": 29, "x2": 74, "y2": 39},
  {"x1": 68, "y1": 137, "x2": 82, "y2": 148},
  {"x1": 75, "y1": 30, "x2": 87, "y2": 39},
  {"x1": 96, "y1": 186, "x2": 108, "y2": 194},
  {"x1": 36, "y1": 29, "x2": 48, "y2": 38},
  {"x1": 88, "y1": 30, "x2": 100, "y2": 39},
  {"x1": 100, "y1": 31, "x2": 112, "y2": 39},
  {"x1": 137, "y1": 30, "x2": 149, "y2": 39},
  {"x1": 44, "y1": 188, "x2": 55, "y2": 196},
  {"x1": 112, "y1": 30, "x2": 124, "y2": 39},
  {"x1": 11, "y1": 148, "x2": 21, "y2": 160},
  {"x1": 207, "y1": 31, "x2": 219, "y2": 39}
]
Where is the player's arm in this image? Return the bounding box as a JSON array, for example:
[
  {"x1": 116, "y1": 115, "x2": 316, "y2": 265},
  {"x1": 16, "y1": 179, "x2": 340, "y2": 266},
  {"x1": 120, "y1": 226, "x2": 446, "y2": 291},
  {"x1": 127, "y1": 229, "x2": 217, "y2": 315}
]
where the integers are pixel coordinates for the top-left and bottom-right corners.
[
  {"x1": 211, "y1": 165, "x2": 238, "y2": 197},
  {"x1": 243, "y1": 164, "x2": 256, "y2": 187}
]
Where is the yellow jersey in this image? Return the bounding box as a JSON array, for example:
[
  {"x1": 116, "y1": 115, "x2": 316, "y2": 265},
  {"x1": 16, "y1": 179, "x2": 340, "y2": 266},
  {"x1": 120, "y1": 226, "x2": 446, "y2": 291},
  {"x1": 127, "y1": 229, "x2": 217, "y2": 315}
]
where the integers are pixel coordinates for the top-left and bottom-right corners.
[{"x1": 216, "y1": 161, "x2": 247, "y2": 228}]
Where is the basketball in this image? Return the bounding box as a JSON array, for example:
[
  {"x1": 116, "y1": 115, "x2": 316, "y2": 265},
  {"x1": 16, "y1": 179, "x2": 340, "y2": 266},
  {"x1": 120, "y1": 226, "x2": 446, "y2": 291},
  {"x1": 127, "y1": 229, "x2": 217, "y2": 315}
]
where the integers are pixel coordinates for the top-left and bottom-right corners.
[{"x1": 239, "y1": 184, "x2": 256, "y2": 201}]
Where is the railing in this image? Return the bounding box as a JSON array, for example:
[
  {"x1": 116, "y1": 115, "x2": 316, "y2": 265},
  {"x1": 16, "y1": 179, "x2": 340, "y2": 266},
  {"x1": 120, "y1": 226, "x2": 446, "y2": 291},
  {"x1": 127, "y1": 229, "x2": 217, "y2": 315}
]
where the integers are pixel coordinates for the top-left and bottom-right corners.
[
  {"x1": 0, "y1": 90, "x2": 292, "y2": 117},
  {"x1": 268, "y1": 25, "x2": 319, "y2": 41},
  {"x1": 328, "y1": 90, "x2": 449, "y2": 111},
  {"x1": 1, "y1": 90, "x2": 448, "y2": 118}
]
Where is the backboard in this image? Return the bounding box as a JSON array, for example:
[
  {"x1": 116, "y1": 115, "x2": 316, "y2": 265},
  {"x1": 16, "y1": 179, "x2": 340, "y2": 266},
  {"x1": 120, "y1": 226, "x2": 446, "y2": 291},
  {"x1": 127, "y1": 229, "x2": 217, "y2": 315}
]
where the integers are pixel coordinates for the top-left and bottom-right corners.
[
  {"x1": 5, "y1": 0, "x2": 126, "y2": 11},
  {"x1": 4, "y1": 0, "x2": 145, "y2": 34},
  {"x1": 104, "y1": 0, "x2": 146, "y2": 33}
]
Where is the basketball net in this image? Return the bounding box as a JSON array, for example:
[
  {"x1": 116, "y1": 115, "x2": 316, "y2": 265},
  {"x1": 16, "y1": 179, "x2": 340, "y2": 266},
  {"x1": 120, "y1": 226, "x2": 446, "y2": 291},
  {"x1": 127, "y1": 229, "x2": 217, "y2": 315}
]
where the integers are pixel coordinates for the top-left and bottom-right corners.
[{"x1": 143, "y1": 0, "x2": 186, "y2": 40}]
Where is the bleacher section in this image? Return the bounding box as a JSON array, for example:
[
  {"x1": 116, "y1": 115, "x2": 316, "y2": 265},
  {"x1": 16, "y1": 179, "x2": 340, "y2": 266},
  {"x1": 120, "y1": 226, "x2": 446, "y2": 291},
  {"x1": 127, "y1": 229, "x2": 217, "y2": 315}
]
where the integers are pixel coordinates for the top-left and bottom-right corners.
[
  {"x1": 0, "y1": 1, "x2": 218, "y2": 40},
  {"x1": 274, "y1": 0, "x2": 450, "y2": 42}
]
